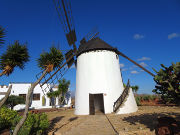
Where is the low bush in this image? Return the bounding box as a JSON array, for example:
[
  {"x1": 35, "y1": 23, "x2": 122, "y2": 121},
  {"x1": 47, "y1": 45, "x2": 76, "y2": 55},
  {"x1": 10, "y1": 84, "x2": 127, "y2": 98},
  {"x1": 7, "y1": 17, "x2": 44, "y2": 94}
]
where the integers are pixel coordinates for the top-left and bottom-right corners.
[
  {"x1": 12, "y1": 113, "x2": 49, "y2": 135},
  {"x1": 0, "y1": 107, "x2": 18, "y2": 131},
  {"x1": 135, "y1": 96, "x2": 141, "y2": 106},
  {"x1": 135, "y1": 94, "x2": 160, "y2": 106},
  {"x1": 0, "y1": 107, "x2": 49, "y2": 135}
]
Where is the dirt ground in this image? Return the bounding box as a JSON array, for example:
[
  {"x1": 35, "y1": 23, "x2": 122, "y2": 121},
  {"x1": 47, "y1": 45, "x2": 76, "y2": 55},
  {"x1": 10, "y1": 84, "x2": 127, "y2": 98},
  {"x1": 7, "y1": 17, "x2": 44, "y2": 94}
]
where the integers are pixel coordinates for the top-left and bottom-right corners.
[{"x1": 46, "y1": 106, "x2": 180, "y2": 135}]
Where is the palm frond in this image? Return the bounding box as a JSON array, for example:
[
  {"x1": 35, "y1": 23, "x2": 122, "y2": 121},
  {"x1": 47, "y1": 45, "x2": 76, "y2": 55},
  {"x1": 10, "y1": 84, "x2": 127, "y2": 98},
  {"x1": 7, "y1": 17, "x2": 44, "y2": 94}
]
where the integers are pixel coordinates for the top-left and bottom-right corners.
[
  {"x1": 37, "y1": 46, "x2": 64, "y2": 72},
  {"x1": 0, "y1": 41, "x2": 30, "y2": 75},
  {"x1": 0, "y1": 26, "x2": 5, "y2": 47}
]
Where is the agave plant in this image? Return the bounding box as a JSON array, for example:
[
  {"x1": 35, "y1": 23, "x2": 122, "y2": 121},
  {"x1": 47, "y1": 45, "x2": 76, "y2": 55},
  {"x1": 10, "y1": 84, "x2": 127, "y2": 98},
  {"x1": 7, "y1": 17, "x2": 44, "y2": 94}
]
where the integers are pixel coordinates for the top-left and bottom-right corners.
[
  {"x1": 0, "y1": 40, "x2": 29, "y2": 76},
  {"x1": 37, "y1": 46, "x2": 64, "y2": 72}
]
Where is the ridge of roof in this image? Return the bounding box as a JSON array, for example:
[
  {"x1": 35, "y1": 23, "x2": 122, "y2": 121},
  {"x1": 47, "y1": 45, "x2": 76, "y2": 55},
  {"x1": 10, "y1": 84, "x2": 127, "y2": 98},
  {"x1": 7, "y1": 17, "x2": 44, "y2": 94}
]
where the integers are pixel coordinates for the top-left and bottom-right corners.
[{"x1": 77, "y1": 37, "x2": 117, "y2": 57}]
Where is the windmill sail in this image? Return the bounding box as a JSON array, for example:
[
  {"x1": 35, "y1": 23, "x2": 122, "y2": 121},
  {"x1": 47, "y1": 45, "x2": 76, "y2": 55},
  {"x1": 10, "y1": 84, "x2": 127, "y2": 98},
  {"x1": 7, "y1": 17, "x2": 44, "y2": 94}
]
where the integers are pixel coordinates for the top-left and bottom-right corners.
[
  {"x1": 65, "y1": 49, "x2": 74, "y2": 68},
  {"x1": 53, "y1": 0, "x2": 77, "y2": 51}
]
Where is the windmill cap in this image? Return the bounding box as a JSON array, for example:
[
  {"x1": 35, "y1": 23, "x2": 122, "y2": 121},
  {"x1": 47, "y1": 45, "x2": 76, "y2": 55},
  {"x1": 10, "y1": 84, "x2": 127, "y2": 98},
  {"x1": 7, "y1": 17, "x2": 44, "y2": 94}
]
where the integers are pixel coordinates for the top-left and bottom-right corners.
[{"x1": 77, "y1": 37, "x2": 118, "y2": 57}]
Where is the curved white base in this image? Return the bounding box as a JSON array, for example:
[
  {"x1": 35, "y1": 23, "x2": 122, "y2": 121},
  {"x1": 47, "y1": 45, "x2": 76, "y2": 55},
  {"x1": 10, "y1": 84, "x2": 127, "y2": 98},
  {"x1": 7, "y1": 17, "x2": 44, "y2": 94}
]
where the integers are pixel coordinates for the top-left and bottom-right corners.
[{"x1": 116, "y1": 88, "x2": 138, "y2": 114}]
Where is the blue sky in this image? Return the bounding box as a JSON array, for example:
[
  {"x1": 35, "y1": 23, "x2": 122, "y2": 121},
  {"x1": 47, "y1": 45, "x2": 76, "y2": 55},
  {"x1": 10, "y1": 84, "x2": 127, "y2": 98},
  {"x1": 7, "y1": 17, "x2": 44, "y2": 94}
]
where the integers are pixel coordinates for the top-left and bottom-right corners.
[{"x1": 0, "y1": 0, "x2": 180, "y2": 94}]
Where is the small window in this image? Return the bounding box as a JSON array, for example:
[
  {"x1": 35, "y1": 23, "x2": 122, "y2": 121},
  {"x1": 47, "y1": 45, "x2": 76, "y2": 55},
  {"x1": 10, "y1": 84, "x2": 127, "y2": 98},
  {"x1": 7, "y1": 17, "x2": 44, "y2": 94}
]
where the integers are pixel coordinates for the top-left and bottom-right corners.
[
  {"x1": 116, "y1": 54, "x2": 119, "y2": 59},
  {"x1": 19, "y1": 94, "x2": 26, "y2": 100},
  {"x1": 33, "y1": 94, "x2": 40, "y2": 100},
  {"x1": 42, "y1": 96, "x2": 46, "y2": 106}
]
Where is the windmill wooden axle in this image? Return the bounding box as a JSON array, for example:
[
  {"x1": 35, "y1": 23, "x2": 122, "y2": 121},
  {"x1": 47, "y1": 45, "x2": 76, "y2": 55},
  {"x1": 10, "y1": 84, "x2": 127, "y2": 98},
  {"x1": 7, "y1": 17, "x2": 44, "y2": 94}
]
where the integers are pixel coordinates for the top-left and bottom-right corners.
[{"x1": 116, "y1": 50, "x2": 155, "y2": 77}]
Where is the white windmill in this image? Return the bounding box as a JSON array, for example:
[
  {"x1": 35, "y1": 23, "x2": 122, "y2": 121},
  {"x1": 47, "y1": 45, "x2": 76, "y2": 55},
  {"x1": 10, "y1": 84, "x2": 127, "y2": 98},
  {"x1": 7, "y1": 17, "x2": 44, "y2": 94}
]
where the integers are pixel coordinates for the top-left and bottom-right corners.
[{"x1": 39, "y1": 0, "x2": 155, "y2": 115}]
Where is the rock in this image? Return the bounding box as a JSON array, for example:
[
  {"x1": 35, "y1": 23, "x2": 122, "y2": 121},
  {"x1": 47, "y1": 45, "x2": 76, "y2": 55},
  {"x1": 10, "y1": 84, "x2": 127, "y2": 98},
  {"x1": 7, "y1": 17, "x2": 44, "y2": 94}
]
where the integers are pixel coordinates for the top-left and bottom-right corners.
[
  {"x1": 138, "y1": 126, "x2": 143, "y2": 130},
  {"x1": 123, "y1": 127, "x2": 128, "y2": 131},
  {"x1": 155, "y1": 116, "x2": 180, "y2": 135}
]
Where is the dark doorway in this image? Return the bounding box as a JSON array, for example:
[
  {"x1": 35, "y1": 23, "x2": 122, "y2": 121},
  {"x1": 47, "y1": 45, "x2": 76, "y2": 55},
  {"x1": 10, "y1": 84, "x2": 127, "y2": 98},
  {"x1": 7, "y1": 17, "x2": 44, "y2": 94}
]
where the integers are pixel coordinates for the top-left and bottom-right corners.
[{"x1": 89, "y1": 94, "x2": 105, "y2": 115}]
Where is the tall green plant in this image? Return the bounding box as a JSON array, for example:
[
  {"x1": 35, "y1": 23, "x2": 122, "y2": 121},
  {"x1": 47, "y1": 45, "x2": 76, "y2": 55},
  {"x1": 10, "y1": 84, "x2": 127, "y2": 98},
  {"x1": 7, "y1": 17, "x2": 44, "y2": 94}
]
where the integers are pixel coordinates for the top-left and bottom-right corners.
[
  {"x1": 131, "y1": 85, "x2": 139, "y2": 93},
  {"x1": 153, "y1": 62, "x2": 180, "y2": 104},
  {"x1": 47, "y1": 78, "x2": 70, "y2": 106}
]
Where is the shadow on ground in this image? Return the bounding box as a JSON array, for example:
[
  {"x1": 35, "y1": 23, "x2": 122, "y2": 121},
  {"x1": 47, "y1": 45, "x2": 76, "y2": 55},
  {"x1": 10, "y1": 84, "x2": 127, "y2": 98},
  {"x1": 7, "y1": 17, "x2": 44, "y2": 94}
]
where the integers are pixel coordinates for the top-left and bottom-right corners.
[
  {"x1": 48, "y1": 116, "x2": 65, "y2": 132},
  {"x1": 51, "y1": 116, "x2": 78, "y2": 135},
  {"x1": 122, "y1": 112, "x2": 180, "y2": 131}
]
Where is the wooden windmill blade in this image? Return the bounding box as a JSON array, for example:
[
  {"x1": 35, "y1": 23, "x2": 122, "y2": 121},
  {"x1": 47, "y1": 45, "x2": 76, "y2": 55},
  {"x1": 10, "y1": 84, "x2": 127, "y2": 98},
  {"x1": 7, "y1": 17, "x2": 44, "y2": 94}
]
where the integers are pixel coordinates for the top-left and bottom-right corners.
[
  {"x1": 65, "y1": 49, "x2": 75, "y2": 68},
  {"x1": 53, "y1": 0, "x2": 77, "y2": 52},
  {"x1": 116, "y1": 49, "x2": 155, "y2": 77}
]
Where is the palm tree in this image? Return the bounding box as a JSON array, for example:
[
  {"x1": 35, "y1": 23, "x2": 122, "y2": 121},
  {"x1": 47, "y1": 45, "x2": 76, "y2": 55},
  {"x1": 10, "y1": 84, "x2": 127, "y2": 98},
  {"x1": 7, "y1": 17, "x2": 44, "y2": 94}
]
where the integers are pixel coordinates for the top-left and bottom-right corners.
[
  {"x1": 37, "y1": 46, "x2": 64, "y2": 72},
  {"x1": 0, "y1": 41, "x2": 29, "y2": 108},
  {"x1": 131, "y1": 85, "x2": 139, "y2": 94},
  {"x1": 0, "y1": 40, "x2": 29, "y2": 76},
  {"x1": 13, "y1": 46, "x2": 64, "y2": 135},
  {"x1": 47, "y1": 78, "x2": 70, "y2": 107},
  {"x1": 47, "y1": 90, "x2": 59, "y2": 107},
  {"x1": 57, "y1": 79, "x2": 70, "y2": 105},
  {"x1": 0, "y1": 26, "x2": 5, "y2": 47}
]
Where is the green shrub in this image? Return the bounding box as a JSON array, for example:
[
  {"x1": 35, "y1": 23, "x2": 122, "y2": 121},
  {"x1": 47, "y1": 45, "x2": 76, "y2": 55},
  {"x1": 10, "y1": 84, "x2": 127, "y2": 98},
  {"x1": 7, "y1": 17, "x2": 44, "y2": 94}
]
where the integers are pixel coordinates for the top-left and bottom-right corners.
[
  {"x1": 0, "y1": 107, "x2": 49, "y2": 135},
  {"x1": 5, "y1": 95, "x2": 25, "y2": 110},
  {"x1": 153, "y1": 62, "x2": 180, "y2": 104},
  {"x1": 142, "y1": 95, "x2": 151, "y2": 101},
  {"x1": 0, "y1": 107, "x2": 18, "y2": 130},
  {"x1": 12, "y1": 113, "x2": 49, "y2": 135},
  {"x1": 135, "y1": 96, "x2": 141, "y2": 106},
  {"x1": 149, "y1": 95, "x2": 157, "y2": 101}
]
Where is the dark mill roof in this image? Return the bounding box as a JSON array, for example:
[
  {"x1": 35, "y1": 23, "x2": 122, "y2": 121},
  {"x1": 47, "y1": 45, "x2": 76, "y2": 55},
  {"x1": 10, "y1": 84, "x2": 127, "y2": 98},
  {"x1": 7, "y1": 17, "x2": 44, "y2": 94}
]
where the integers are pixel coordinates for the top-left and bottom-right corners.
[{"x1": 77, "y1": 37, "x2": 117, "y2": 57}]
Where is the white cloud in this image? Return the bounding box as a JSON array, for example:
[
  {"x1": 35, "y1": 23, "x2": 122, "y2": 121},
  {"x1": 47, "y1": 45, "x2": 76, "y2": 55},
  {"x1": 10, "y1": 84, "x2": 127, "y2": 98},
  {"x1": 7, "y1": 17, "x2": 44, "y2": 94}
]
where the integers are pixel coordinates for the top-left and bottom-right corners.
[
  {"x1": 131, "y1": 70, "x2": 139, "y2": 74},
  {"x1": 121, "y1": 68, "x2": 128, "y2": 71},
  {"x1": 120, "y1": 63, "x2": 125, "y2": 68},
  {"x1": 139, "y1": 62, "x2": 148, "y2": 67},
  {"x1": 133, "y1": 34, "x2": 144, "y2": 40},
  {"x1": 168, "y1": 33, "x2": 180, "y2": 39},
  {"x1": 137, "y1": 57, "x2": 151, "y2": 61}
]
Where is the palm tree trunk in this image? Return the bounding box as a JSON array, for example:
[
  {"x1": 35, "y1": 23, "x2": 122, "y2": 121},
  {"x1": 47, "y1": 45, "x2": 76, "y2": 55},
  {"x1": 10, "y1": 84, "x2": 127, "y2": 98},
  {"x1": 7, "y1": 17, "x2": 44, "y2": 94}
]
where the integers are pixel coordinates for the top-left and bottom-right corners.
[
  {"x1": 13, "y1": 71, "x2": 47, "y2": 135},
  {"x1": 58, "y1": 93, "x2": 62, "y2": 106},
  {"x1": 0, "y1": 85, "x2": 12, "y2": 109},
  {"x1": 61, "y1": 96, "x2": 65, "y2": 105}
]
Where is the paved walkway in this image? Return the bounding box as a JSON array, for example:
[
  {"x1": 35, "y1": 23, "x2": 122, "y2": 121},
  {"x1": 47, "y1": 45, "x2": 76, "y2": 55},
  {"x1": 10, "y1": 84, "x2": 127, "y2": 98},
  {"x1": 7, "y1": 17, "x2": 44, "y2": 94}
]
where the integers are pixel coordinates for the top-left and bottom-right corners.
[{"x1": 60, "y1": 115, "x2": 117, "y2": 135}]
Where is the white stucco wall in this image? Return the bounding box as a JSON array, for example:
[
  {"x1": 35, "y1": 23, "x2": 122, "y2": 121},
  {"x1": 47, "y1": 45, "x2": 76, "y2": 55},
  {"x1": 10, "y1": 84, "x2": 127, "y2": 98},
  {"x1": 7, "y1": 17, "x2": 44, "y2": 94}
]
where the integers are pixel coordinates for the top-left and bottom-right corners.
[
  {"x1": 75, "y1": 50, "x2": 138, "y2": 115},
  {"x1": 75, "y1": 50, "x2": 124, "y2": 115},
  {"x1": 0, "y1": 83, "x2": 71, "y2": 110},
  {"x1": 116, "y1": 88, "x2": 138, "y2": 114}
]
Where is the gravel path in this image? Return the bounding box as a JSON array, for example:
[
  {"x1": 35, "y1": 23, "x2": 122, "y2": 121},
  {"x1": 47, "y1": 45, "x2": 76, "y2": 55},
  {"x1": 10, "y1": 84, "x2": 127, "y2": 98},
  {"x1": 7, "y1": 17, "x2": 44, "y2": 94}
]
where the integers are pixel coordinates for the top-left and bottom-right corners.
[
  {"x1": 62, "y1": 115, "x2": 116, "y2": 135},
  {"x1": 46, "y1": 106, "x2": 180, "y2": 135}
]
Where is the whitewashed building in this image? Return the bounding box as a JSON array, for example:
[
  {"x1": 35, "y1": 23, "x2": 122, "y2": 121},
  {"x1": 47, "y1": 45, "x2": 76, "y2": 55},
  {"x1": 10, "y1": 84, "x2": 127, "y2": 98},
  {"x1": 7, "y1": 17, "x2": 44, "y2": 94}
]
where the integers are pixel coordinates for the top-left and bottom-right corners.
[
  {"x1": 75, "y1": 38, "x2": 138, "y2": 115},
  {"x1": 0, "y1": 83, "x2": 71, "y2": 110}
]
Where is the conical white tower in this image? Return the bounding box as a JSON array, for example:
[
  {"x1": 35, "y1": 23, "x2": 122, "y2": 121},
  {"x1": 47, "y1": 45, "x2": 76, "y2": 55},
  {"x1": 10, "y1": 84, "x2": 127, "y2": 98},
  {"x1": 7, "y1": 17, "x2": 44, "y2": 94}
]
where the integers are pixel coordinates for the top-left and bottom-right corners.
[{"x1": 75, "y1": 38, "x2": 137, "y2": 115}]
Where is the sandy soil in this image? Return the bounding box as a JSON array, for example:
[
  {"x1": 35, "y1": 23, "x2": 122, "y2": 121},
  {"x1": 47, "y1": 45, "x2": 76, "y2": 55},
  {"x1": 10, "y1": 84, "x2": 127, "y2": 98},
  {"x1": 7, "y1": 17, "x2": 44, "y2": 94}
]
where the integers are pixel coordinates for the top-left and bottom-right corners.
[{"x1": 46, "y1": 106, "x2": 180, "y2": 135}]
